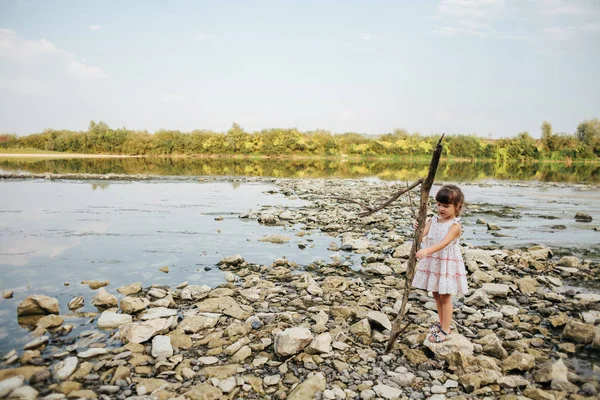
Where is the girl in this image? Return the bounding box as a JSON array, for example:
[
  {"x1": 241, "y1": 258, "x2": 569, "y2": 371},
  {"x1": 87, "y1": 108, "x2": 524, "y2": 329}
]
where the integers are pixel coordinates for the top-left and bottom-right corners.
[{"x1": 411, "y1": 184, "x2": 468, "y2": 343}]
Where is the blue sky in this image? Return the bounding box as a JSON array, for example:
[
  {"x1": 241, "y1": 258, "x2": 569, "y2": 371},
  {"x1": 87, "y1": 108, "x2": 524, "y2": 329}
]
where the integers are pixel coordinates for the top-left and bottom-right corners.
[{"x1": 0, "y1": 0, "x2": 598, "y2": 138}]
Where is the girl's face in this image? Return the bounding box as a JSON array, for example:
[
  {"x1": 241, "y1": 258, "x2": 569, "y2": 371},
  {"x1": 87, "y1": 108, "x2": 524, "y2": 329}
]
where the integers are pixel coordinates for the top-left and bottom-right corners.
[{"x1": 436, "y1": 202, "x2": 458, "y2": 220}]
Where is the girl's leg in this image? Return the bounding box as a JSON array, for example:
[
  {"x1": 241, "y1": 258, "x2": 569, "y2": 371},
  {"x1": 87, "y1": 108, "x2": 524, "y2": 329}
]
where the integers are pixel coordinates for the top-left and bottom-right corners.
[
  {"x1": 432, "y1": 292, "x2": 443, "y2": 324},
  {"x1": 439, "y1": 294, "x2": 453, "y2": 334}
]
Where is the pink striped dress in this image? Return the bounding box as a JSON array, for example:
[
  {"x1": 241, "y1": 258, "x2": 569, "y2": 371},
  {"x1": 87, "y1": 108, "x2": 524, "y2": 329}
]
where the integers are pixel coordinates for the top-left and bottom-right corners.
[{"x1": 411, "y1": 217, "x2": 468, "y2": 295}]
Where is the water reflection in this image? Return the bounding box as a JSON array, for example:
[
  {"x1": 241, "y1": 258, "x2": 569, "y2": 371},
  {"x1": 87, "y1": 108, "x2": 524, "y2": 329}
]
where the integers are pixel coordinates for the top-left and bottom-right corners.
[{"x1": 1, "y1": 157, "x2": 598, "y2": 183}]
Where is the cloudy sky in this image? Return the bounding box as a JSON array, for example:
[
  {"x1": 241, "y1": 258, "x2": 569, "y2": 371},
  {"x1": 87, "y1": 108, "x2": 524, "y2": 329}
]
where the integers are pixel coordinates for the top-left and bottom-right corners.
[{"x1": 0, "y1": 0, "x2": 598, "y2": 137}]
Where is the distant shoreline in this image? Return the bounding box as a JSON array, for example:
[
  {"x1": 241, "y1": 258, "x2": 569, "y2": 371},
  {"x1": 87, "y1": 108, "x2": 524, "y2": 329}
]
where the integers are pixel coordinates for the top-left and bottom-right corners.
[{"x1": 0, "y1": 153, "x2": 144, "y2": 159}]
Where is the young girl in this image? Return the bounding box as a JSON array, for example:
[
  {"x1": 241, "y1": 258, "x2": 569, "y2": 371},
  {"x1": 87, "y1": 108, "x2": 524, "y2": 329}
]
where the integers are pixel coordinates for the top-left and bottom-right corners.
[{"x1": 411, "y1": 184, "x2": 468, "y2": 343}]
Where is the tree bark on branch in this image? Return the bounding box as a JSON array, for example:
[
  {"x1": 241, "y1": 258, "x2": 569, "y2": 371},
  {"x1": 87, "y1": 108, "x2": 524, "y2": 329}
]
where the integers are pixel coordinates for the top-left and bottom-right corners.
[{"x1": 385, "y1": 134, "x2": 445, "y2": 354}]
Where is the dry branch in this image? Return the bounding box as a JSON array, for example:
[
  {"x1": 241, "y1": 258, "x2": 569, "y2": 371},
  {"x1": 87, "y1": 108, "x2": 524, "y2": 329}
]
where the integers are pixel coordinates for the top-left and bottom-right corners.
[{"x1": 385, "y1": 134, "x2": 445, "y2": 354}]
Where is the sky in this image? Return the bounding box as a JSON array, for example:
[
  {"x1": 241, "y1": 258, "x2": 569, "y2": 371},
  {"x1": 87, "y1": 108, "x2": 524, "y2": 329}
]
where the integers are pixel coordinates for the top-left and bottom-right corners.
[{"x1": 0, "y1": 0, "x2": 599, "y2": 138}]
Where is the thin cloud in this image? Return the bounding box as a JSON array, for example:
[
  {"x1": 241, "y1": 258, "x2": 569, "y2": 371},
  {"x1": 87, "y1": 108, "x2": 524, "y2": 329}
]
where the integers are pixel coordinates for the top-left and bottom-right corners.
[
  {"x1": 542, "y1": 26, "x2": 576, "y2": 41},
  {"x1": 0, "y1": 76, "x2": 47, "y2": 96},
  {"x1": 161, "y1": 94, "x2": 183, "y2": 102},
  {"x1": 0, "y1": 28, "x2": 106, "y2": 80},
  {"x1": 89, "y1": 24, "x2": 103, "y2": 31},
  {"x1": 193, "y1": 33, "x2": 213, "y2": 41},
  {"x1": 358, "y1": 33, "x2": 384, "y2": 41}
]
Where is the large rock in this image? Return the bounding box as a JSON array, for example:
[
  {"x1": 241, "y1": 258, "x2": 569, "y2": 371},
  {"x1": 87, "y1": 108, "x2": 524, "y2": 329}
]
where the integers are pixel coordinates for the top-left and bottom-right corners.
[
  {"x1": 503, "y1": 352, "x2": 535, "y2": 372},
  {"x1": 528, "y1": 247, "x2": 552, "y2": 260},
  {"x1": 196, "y1": 296, "x2": 250, "y2": 320},
  {"x1": 463, "y1": 248, "x2": 497, "y2": 267},
  {"x1": 563, "y1": 320, "x2": 595, "y2": 344},
  {"x1": 183, "y1": 383, "x2": 223, "y2": 400},
  {"x1": 307, "y1": 332, "x2": 332, "y2": 354},
  {"x1": 464, "y1": 289, "x2": 490, "y2": 307},
  {"x1": 179, "y1": 313, "x2": 220, "y2": 333},
  {"x1": 482, "y1": 283, "x2": 510, "y2": 297},
  {"x1": 259, "y1": 234, "x2": 291, "y2": 244},
  {"x1": 341, "y1": 237, "x2": 370, "y2": 250},
  {"x1": 97, "y1": 311, "x2": 133, "y2": 329},
  {"x1": 119, "y1": 316, "x2": 174, "y2": 344},
  {"x1": 363, "y1": 263, "x2": 393, "y2": 276},
  {"x1": 180, "y1": 285, "x2": 211, "y2": 301},
  {"x1": 199, "y1": 364, "x2": 241, "y2": 379},
  {"x1": 81, "y1": 280, "x2": 109, "y2": 290},
  {"x1": 53, "y1": 357, "x2": 78, "y2": 380},
  {"x1": 517, "y1": 277, "x2": 539, "y2": 294},
  {"x1": 17, "y1": 295, "x2": 60, "y2": 316},
  {"x1": 367, "y1": 311, "x2": 392, "y2": 331},
  {"x1": 116, "y1": 282, "x2": 143, "y2": 295},
  {"x1": 91, "y1": 288, "x2": 118, "y2": 308},
  {"x1": 423, "y1": 334, "x2": 474, "y2": 360},
  {"x1": 6, "y1": 386, "x2": 37, "y2": 400},
  {"x1": 287, "y1": 372, "x2": 326, "y2": 400},
  {"x1": 37, "y1": 314, "x2": 64, "y2": 329},
  {"x1": 274, "y1": 327, "x2": 314, "y2": 357},
  {"x1": 373, "y1": 384, "x2": 402, "y2": 399},
  {"x1": 151, "y1": 335, "x2": 173, "y2": 358},
  {"x1": 140, "y1": 307, "x2": 177, "y2": 320},
  {"x1": 0, "y1": 376, "x2": 24, "y2": 398},
  {"x1": 120, "y1": 297, "x2": 150, "y2": 314}
]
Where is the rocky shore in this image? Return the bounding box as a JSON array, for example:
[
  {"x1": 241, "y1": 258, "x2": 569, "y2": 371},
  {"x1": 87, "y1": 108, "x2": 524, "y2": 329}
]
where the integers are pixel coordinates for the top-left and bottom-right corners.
[{"x1": 1, "y1": 178, "x2": 599, "y2": 400}]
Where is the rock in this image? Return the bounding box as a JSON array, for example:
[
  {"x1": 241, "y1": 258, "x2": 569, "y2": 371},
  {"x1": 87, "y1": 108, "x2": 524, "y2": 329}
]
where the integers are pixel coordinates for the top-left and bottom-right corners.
[
  {"x1": 23, "y1": 336, "x2": 48, "y2": 350},
  {"x1": 180, "y1": 285, "x2": 211, "y2": 300},
  {"x1": 53, "y1": 357, "x2": 78, "y2": 380},
  {"x1": 364, "y1": 263, "x2": 393, "y2": 275},
  {"x1": 487, "y1": 223, "x2": 501, "y2": 231},
  {"x1": 516, "y1": 277, "x2": 539, "y2": 294},
  {"x1": 196, "y1": 296, "x2": 250, "y2": 320},
  {"x1": 197, "y1": 356, "x2": 219, "y2": 365},
  {"x1": 529, "y1": 247, "x2": 553, "y2": 260},
  {"x1": 503, "y1": 352, "x2": 535, "y2": 372},
  {"x1": 140, "y1": 307, "x2": 177, "y2": 320},
  {"x1": 287, "y1": 372, "x2": 326, "y2": 400},
  {"x1": 120, "y1": 297, "x2": 150, "y2": 314},
  {"x1": 2, "y1": 290, "x2": 13, "y2": 299},
  {"x1": 37, "y1": 314, "x2": 64, "y2": 329},
  {"x1": 6, "y1": 386, "x2": 38, "y2": 400},
  {"x1": 497, "y1": 375, "x2": 529, "y2": 388},
  {"x1": 199, "y1": 364, "x2": 241, "y2": 379},
  {"x1": 97, "y1": 311, "x2": 133, "y2": 329},
  {"x1": 367, "y1": 310, "x2": 392, "y2": 331},
  {"x1": 67, "y1": 296, "x2": 84, "y2": 311},
  {"x1": 480, "y1": 333, "x2": 508, "y2": 359},
  {"x1": 116, "y1": 282, "x2": 143, "y2": 295},
  {"x1": 17, "y1": 295, "x2": 60, "y2": 316},
  {"x1": 349, "y1": 319, "x2": 372, "y2": 337},
  {"x1": 574, "y1": 212, "x2": 592, "y2": 222},
  {"x1": 563, "y1": 320, "x2": 595, "y2": 344},
  {"x1": 147, "y1": 288, "x2": 167, "y2": 298},
  {"x1": 77, "y1": 348, "x2": 108, "y2": 358},
  {"x1": 307, "y1": 332, "x2": 332, "y2": 354},
  {"x1": 575, "y1": 293, "x2": 600, "y2": 305},
  {"x1": 218, "y1": 376, "x2": 236, "y2": 393},
  {"x1": 91, "y1": 288, "x2": 117, "y2": 308},
  {"x1": 264, "y1": 375, "x2": 281, "y2": 386},
  {"x1": 259, "y1": 234, "x2": 291, "y2": 244},
  {"x1": 179, "y1": 313, "x2": 220, "y2": 333},
  {"x1": 464, "y1": 289, "x2": 490, "y2": 306},
  {"x1": 463, "y1": 248, "x2": 497, "y2": 267},
  {"x1": 119, "y1": 316, "x2": 174, "y2": 344},
  {"x1": 151, "y1": 335, "x2": 173, "y2": 358},
  {"x1": 341, "y1": 237, "x2": 370, "y2": 250},
  {"x1": 224, "y1": 272, "x2": 236, "y2": 282},
  {"x1": 459, "y1": 374, "x2": 481, "y2": 392},
  {"x1": 0, "y1": 376, "x2": 24, "y2": 397},
  {"x1": 231, "y1": 345, "x2": 252, "y2": 362},
  {"x1": 524, "y1": 386, "x2": 557, "y2": 400},
  {"x1": 533, "y1": 359, "x2": 577, "y2": 392},
  {"x1": 81, "y1": 280, "x2": 109, "y2": 289},
  {"x1": 482, "y1": 283, "x2": 510, "y2": 297},
  {"x1": 0, "y1": 367, "x2": 47, "y2": 382},
  {"x1": 184, "y1": 383, "x2": 223, "y2": 400},
  {"x1": 557, "y1": 256, "x2": 580, "y2": 268},
  {"x1": 373, "y1": 384, "x2": 402, "y2": 399},
  {"x1": 218, "y1": 254, "x2": 245, "y2": 267},
  {"x1": 423, "y1": 334, "x2": 474, "y2": 359},
  {"x1": 158, "y1": 266, "x2": 169, "y2": 273},
  {"x1": 274, "y1": 327, "x2": 314, "y2": 357}
]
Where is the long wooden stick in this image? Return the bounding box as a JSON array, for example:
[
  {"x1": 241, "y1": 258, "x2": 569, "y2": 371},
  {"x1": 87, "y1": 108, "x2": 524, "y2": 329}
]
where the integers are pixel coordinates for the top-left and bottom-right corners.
[{"x1": 385, "y1": 134, "x2": 445, "y2": 354}]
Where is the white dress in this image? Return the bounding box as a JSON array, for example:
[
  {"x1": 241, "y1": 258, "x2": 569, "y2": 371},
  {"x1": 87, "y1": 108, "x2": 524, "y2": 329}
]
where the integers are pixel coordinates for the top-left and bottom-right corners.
[{"x1": 411, "y1": 216, "x2": 468, "y2": 295}]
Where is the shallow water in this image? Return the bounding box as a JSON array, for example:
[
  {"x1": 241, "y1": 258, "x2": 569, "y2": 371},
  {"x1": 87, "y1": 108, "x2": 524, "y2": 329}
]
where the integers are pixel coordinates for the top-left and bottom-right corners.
[{"x1": 0, "y1": 179, "x2": 340, "y2": 352}]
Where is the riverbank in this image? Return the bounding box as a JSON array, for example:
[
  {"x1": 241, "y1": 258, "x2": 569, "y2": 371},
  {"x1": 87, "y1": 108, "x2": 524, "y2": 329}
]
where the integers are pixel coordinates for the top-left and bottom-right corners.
[{"x1": 0, "y1": 177, "x2": 599, "y2": 399}]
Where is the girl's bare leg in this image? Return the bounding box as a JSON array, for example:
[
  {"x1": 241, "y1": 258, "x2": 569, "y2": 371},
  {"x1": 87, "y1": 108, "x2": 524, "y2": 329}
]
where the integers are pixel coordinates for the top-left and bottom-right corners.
[
  {"x1": 439, "y1": 294, "x2": 453, "y2": 334},
  {"x1": 432, "y1": 292, "x2": 443, "y2": 325}
]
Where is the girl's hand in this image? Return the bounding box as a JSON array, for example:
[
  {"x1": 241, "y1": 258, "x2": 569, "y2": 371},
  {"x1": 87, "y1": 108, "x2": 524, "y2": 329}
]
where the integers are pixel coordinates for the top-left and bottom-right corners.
[
  {"x1": 413, "y1": 220, "x2": 419, "y2": 230},
  {"x1": 416, "y1": 248, "x2": 429, "y2": 260}
]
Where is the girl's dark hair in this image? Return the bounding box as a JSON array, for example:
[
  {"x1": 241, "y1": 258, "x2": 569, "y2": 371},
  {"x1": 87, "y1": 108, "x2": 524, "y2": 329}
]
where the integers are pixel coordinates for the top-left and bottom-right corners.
[{"x1": 435, "y1": 184, "x2": 465, "y2": 216}]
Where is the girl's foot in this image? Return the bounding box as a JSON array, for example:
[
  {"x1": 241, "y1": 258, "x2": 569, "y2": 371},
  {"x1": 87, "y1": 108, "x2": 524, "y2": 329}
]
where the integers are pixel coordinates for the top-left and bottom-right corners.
[
  {"x1": 428, "y1": 328, "x2": 452, "y2": 343},
  {"x1": 429, "y1": 323, "x2": 442, "y2": 334}
]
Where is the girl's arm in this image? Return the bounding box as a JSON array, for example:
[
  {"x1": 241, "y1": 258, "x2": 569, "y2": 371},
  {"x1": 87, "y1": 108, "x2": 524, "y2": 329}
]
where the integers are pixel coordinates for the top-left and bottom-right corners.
[{"x1": 416, "y1": 223, "x2": 461, "y2": 260}]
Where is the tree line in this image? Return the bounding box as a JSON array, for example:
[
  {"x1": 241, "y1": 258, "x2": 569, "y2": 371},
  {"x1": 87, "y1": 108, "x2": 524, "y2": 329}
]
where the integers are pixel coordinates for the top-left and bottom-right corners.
[{"x1": 1, "y1": 119, "x2": 599, "y2": 160}]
